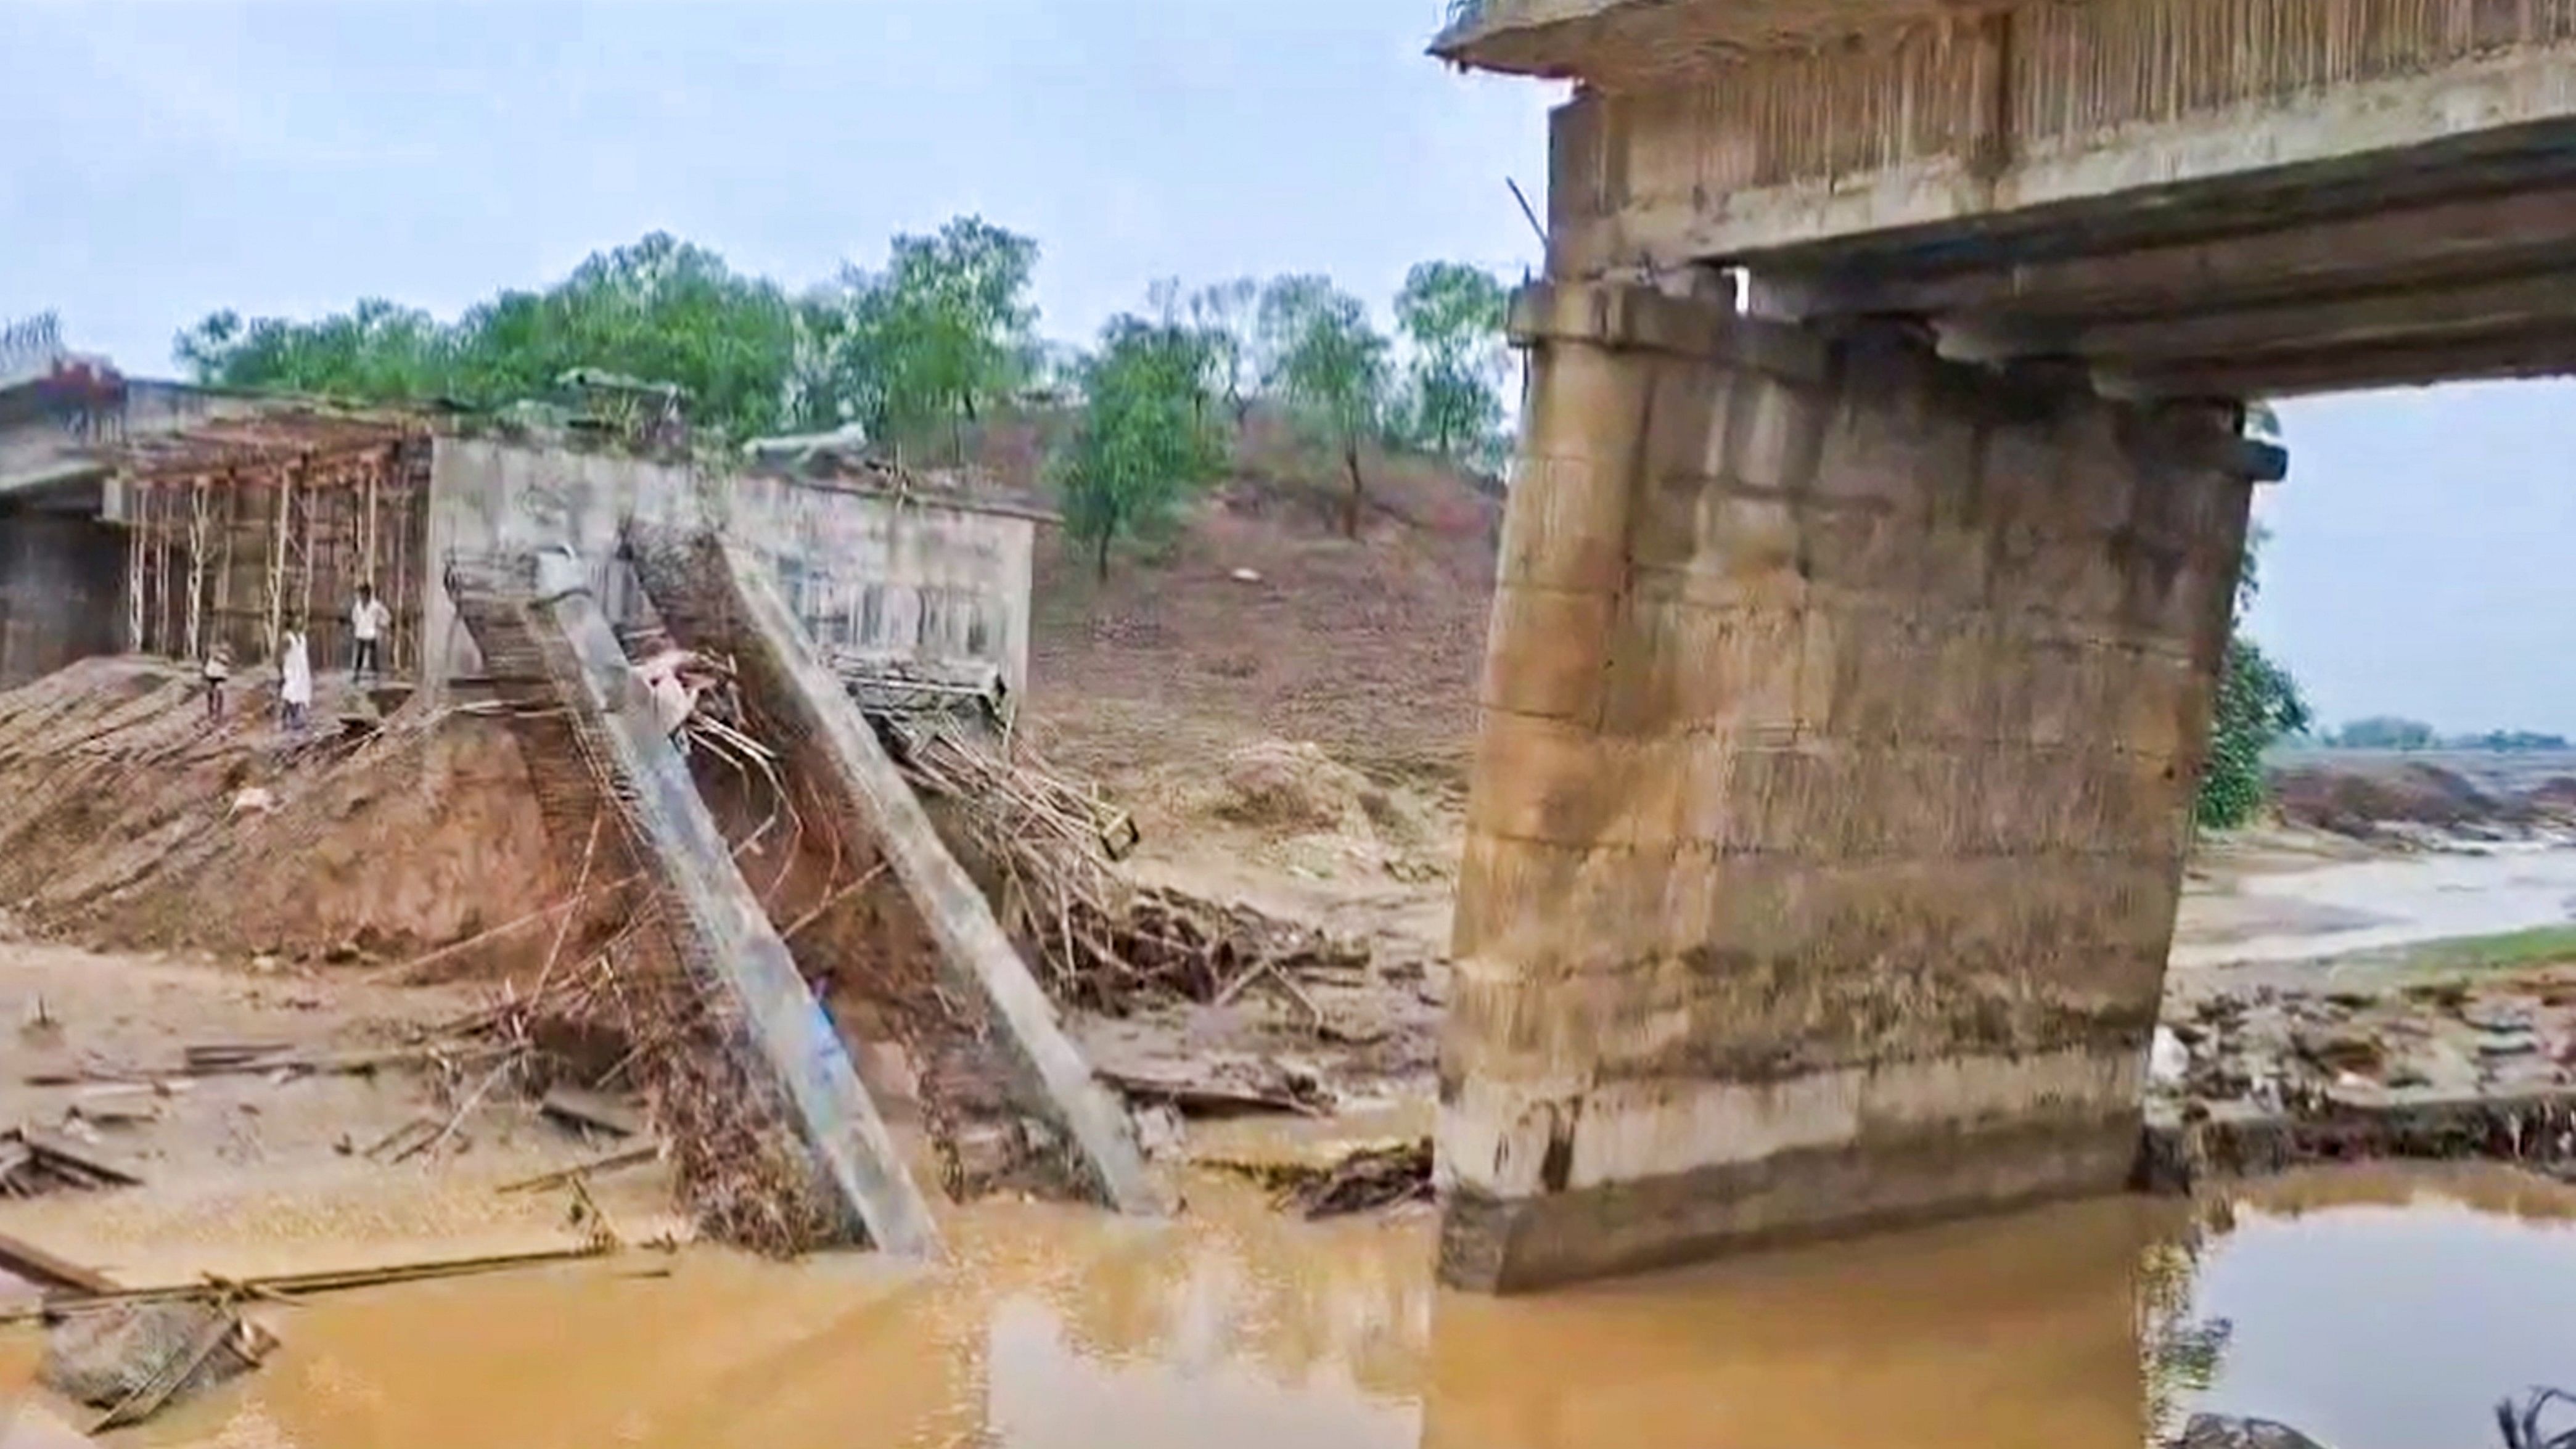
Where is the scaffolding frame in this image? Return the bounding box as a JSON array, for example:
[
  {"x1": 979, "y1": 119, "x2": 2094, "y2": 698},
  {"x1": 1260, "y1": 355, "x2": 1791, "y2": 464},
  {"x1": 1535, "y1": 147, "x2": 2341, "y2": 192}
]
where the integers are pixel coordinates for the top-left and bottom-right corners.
[{"x1": 114, "y1": 415, "x2": 432, "y2": 676}]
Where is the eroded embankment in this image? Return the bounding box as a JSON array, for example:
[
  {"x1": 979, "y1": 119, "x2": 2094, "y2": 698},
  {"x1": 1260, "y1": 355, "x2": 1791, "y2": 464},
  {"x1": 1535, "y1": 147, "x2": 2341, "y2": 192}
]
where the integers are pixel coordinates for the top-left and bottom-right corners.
[{"x1": 0, "y1": 658, "x2": 568, "y2": 977}]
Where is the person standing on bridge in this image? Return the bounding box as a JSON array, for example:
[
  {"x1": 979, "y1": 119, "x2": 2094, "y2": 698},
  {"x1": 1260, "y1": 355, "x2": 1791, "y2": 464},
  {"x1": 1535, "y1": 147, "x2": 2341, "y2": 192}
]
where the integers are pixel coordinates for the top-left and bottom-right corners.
[{"x1": 349, "y1": 582, "x2": 392, "y2": 683}]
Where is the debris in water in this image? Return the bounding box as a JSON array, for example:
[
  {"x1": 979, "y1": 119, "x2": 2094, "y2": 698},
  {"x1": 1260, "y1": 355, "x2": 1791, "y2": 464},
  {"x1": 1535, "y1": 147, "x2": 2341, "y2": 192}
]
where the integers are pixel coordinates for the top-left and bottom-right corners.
[
  {"x1": 1202, "y1": 1137, "x2": 1434, "y2": 1218},
  {"x1": 1278, "y1": 1139, "x2": 1434, "y2": 1219},
  {"x1": 1097, "y1": 1059, "x2": 1332, "y2": 1118},
  {"x1": 42, "y1": 1299, "x2": 274, "y2": 1431}
]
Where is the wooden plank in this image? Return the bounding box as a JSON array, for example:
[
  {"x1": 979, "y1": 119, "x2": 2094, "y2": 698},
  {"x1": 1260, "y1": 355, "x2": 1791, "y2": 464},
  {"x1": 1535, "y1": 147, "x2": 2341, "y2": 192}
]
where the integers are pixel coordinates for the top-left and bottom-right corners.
[
  {"x1": 6, "y1": 1243, "x2": 612, "y2": 1323},
  {"x1": 0, "y1": 1229, "x2": 117, "y2": 1295},
  {"x1": 539, "y1": 1086, "x2": 642, "y2": 1139}
]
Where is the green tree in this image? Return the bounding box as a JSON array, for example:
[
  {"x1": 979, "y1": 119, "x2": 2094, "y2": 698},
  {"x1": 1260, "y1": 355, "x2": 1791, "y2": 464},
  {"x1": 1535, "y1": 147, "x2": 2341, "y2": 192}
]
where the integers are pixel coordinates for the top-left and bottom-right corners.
[
  {"x1": 1058, "y1": 315, "x2": 1226, "y2": 580},
  {"x1": 802, "y1": 216, "x2": 1041, "y2": 462},
  {"x1": 1260, "y1": 276, "x2": 1393, "y2": 539},
  {"x1": 177, "y1": 297, "x2": 454, "y2": 403},
  {"x1": 1393, "y1": 261, "x2": 1510, "y2": 468},
  {"x1": 2197, "y1": 523, "x2": 2312, "y2": 829},
  {"x1": 176, "y1": 232, "x2": 804, "y2": 443},
  {"x1": 1184, "y1": 278, "x2": 1261, "y2": 429}
]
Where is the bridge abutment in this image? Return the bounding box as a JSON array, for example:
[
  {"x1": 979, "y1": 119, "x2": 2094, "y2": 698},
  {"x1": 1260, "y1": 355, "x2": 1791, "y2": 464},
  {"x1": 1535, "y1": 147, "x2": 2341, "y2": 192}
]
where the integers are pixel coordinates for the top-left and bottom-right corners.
[{"x1": 1438, "y1": 281, "x2": 2262, "y2": 1292}]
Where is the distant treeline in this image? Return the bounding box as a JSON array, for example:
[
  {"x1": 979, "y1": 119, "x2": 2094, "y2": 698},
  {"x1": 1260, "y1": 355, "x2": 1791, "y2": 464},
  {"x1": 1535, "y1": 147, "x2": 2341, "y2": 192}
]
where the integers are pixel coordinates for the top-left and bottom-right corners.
[
  {"x1": 173, "y1": 220, "x2": 1519, "y2": 576},
  {"x1": 2305, "y1": 716, "x2": 2572, "y2": 752}
]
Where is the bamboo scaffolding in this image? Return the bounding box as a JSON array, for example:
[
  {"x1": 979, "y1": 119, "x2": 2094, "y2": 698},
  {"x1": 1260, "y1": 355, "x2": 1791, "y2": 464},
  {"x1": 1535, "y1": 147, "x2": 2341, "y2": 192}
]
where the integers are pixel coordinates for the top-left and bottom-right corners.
[{"x1": 183, "y1": 477, "x2": 208, "y2": 662}]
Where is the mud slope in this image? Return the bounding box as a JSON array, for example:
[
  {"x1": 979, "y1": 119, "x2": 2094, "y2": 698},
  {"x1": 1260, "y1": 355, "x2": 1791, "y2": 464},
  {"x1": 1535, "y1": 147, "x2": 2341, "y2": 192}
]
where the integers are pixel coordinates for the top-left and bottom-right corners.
[
  {"x1": 1023, "y1": 448, "x2": 1500, "y2": 793},
  {"x1": 0, "y1": 657, "x2": 565, "y2": 974}
]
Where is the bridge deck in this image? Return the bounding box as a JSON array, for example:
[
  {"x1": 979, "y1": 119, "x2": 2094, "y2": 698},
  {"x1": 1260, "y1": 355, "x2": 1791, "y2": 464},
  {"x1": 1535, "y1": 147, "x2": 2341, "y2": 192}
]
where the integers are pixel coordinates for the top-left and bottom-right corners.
[
  {"x1": 448, "y1": 552, "x2": 943, "y2": 1259},
  {"x1": 1475, "y1": 0, "x2": 2576, "y2": 398},
  {"x1": 621, "y1": 525, "x2": 1167, "y2": 1218}
]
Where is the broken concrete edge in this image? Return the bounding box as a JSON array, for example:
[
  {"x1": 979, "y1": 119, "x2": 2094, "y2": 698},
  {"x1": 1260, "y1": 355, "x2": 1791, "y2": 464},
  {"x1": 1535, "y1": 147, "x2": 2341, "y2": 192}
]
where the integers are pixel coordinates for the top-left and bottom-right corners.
[
  {"x1": 1506, "y1": 279, "x2": 1831, "y2": 382},
  {"x1": 623, "y1": 522, "x2": 1171, "y2": 1218},
  {"x1": 2137, "y1": 1084, "x2": 2576, "y2": 1193},
  {"x1": 514, "y1": 557, "x2": 946, "y2": 1260},
  {"x1": 1507, "y1": 280, "x2": 2291, "y2": 488}
]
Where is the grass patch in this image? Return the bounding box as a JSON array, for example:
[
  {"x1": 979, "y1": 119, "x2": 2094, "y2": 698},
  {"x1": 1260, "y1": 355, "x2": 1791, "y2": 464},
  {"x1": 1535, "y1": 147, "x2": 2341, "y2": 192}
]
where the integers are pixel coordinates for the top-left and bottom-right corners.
[{"x1": 2398, "y1": 924, "x2": 2576, "y2": 975}]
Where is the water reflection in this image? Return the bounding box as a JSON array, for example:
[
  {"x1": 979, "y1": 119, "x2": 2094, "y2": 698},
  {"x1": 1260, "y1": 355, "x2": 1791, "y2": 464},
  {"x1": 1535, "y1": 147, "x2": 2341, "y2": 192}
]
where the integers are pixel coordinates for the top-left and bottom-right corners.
[
  {"x1": 100, "y1": 1168, "x2": 2576, "y2": 1449},
  {"x1": 2170, "y1": 1167, "x2": 2576, "y2": 1449}
]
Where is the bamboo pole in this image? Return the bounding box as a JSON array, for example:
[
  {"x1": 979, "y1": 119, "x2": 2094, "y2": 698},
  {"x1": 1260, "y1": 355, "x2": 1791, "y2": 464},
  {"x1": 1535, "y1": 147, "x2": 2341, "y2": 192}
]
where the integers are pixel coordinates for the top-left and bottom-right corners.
[
  {"x1": 295, "y1": 477, "x2": 316, "y2": 652},
  {"x1": 266, "y1": 461, "x2": 295, "y2": 658},
  {"x1": 156, "y1": 487, "x2": 174, "y2": 659},
  {"x1": 392, "y1": 475, "x2": 412, "y2": 676},
  {"x1": 363, "y1": 447, "x2": 382, "y2": 584},
  {"x1": 184, "y1": 477, "x2": 208, "y2": 662},
  {"x1": 124, "y1": 477, "x2": 147, "y2": 654},
  {"x1": 215, "y1": 475, "x2": 237, "y2": 662}
]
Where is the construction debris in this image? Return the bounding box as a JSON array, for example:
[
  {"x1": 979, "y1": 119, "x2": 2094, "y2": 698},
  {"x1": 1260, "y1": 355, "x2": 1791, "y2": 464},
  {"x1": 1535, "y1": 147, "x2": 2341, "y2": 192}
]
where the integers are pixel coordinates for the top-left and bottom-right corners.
[
  {"x1": 1280, "y1": 1139, "x2": 1434, "y2": 1218},
  {"x1": 496, "y1": 1144, "x2": 663, "y2": 1196},
  {"x1": 43, "y1": 1299, "x2": 274, "y2": 1432},
  {"x1": 0, "y1": 1132, "x2": 138, "y2": 1197},
  {"x1": 885, "y1": 713, "x2": 1366, "y2": 1013},
  {"x1": 26, "y1": 1043, "x2": 491, "y2": 1090},
  {"x1": 621, "y1": 525, "x2": 1167, "y2": 1220},
  {"x1": 449, "y1": 551, "x2": 939, "y2": 1259},
  {"x1": 1204, "y1": 1138, "x2": 1436, "y2": 1218},
  {"x1": 0, "y1": 1232, "x2": 116, "y2": 1296},
  {"x1": 540, "y1": 1086, "x2": 644, "y2": 1139},
  {"x1": 1097, "y1": 1059, "x2": 1332, "y2": 1118}
]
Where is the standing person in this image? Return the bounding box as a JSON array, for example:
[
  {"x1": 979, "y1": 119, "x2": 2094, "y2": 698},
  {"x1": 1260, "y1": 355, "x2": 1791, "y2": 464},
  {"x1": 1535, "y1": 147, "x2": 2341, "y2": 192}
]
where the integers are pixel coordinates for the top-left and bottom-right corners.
[
  {"x1": 201, "y1": 644, "x2": 231, "y2": 723},
  {"x1": 280, "y1": 628, "x2": 313, "y2": 731},
  {"x1": 350, "y1": 582, "x2": 392, "y2": 683}
]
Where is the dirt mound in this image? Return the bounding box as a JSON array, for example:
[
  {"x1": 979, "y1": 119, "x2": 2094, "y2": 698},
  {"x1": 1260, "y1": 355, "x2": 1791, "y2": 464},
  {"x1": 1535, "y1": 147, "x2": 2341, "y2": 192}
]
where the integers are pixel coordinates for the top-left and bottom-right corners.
[
  {"x1": 1211, "y1": 740, "x2": 1374, "y2": 833},
  {"x1": 2270, "y1": 760, "x2": 2531, "y2": 837},
  {"x1": 0, "y1": 657, "x2": 565, "y2": 973},
  {"x1": 2527, "y1": 776, "x2": 2576, "y2": 815}
]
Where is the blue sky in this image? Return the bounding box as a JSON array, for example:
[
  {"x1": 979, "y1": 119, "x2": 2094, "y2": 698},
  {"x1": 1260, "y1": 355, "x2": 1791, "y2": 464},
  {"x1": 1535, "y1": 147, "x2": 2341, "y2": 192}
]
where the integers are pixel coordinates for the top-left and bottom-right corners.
[{"x1": 4, "y1": 1, "x2": 2565, "y2": 736}]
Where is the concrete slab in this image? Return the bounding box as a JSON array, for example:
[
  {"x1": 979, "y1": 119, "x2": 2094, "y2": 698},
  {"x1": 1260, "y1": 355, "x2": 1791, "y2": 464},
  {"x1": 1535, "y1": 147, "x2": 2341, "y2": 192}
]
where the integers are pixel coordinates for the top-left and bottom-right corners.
[{"x1": 623, "y1": 526, "x2": 1168, "y2": 1218}]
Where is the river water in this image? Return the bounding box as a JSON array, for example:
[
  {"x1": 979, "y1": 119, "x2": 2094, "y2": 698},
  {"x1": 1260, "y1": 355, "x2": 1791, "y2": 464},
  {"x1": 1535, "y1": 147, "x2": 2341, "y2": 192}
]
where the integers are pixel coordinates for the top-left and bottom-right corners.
[
  {"x1": 93, "y1": 1165, "x2": 2576, "y2": 1449},
  {"x1": 2173, "y1": 839, "x2": 2576, "y2": 969}
]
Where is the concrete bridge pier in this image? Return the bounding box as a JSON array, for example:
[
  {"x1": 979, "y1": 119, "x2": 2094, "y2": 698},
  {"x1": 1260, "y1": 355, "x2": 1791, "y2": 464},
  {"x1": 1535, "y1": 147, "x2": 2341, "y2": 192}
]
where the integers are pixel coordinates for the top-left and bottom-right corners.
[{"x1": 1438, "y1": 279, "x2": 2272, "y2": 1292}]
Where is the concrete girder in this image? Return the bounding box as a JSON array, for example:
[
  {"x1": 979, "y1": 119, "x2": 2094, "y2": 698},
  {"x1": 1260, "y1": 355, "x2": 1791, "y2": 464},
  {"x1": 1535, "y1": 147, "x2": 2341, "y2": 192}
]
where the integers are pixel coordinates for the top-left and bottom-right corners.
[
  {"x1": 2117, "y1": 326, "x2": 2576, "y2": 400},
  {"x1": 2074, "y1": 271, "x2": 2576, "y2": 369},
  {"x1": 1781, "y1": 189, "x2": 2576, "y2": 331}
]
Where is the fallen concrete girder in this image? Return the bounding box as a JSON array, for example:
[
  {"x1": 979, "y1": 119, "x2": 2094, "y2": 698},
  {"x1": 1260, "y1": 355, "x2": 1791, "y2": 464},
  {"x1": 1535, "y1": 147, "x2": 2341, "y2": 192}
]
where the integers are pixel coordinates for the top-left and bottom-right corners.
[
  {"x1": 447, "y1": 549, "x2": 941, "y2": 1259},
  {"x1": 623, "y1": 524, "x2": 1168, "y2": 1217}
]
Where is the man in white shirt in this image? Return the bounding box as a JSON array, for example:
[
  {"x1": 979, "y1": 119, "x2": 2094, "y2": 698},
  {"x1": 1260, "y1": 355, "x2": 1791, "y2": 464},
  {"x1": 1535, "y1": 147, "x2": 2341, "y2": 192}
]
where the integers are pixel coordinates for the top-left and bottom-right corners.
[{"x1": 350, "y1": 583, "x2": 392, "y2": 683}]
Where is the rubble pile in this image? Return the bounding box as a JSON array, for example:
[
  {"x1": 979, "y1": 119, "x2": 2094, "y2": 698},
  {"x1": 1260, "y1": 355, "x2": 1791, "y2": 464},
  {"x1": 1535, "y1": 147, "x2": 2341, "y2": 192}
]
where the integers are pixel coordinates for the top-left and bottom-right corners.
[
  {"x1": 2147, "y1": 970, "x2": 2576, "y2": 1188},
  {"x1": 884, "y1": 719, "x2": 1369, "y2": 1014}
]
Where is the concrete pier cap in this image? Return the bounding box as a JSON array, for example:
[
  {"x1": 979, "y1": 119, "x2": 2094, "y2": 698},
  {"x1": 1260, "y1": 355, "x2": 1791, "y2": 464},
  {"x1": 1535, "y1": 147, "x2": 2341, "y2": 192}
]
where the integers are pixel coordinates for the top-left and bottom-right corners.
[{"x1": 1437, "y1": 277, "x2": 2264, "y2": 1292}]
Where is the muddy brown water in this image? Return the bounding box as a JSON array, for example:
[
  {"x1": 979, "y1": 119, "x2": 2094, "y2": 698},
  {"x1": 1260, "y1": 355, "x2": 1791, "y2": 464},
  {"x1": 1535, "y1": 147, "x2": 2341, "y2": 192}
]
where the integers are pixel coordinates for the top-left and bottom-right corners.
[{"x1": 51, "y1": 1164, "x2": 2569, "y2": 1449}]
